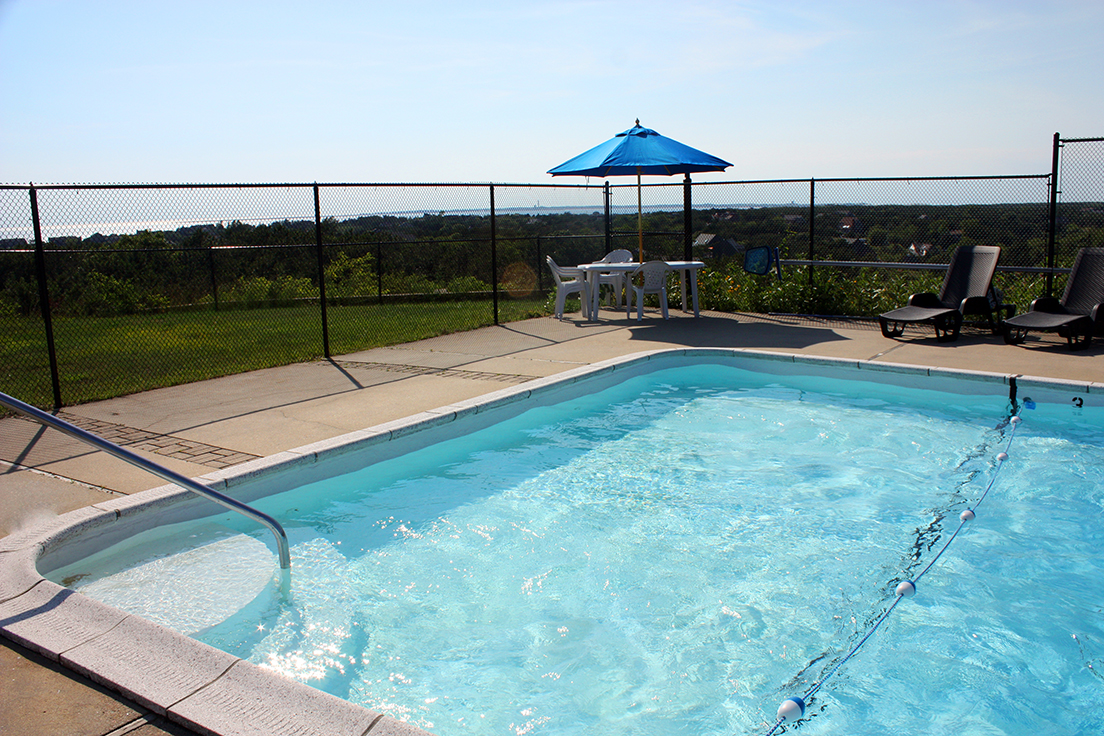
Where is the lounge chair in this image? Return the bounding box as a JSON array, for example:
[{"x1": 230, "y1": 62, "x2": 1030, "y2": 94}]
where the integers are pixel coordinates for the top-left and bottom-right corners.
[
  {"x1": 878, "y1": 245, "x2": 1005, "y2": 342},
  {"x1": 626, "y1": 261, "x2": 670, "y2": 320},
  {"x1": 1002, "y1": 247, "x2": 1104, "y2": 350},
  {"x1": 546, "y1": 256, "x2": 589, "y2": 319}
]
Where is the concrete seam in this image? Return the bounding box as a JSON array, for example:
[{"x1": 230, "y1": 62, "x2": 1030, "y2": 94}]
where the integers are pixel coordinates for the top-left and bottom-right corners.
[
  {"x1": 336, "y1": 359, "x2": 531, "y2": 383},
  {"x1": 359, "y1": 713, "x2": 386, "y2": 736},
  {"x1": 101, "y1": 712, "x2": 158, "y2": 736},
  {"x1": 0, "y1": 459, "x2": 128, "y2": 496},
  {"x1": 57, "y1": 608, "x2": 131, "y2": 657},
  {"x1": 164, "y1": 656, "x2": 242, "y2": 711}
]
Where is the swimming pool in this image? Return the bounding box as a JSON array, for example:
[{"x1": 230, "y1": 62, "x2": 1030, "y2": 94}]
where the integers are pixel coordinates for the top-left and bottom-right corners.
[{"x1": 5, "y1": 349, "x2": 1104, "y2": 736}]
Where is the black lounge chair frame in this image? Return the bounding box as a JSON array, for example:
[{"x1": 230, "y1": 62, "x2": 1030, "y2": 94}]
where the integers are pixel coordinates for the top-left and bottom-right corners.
[
  {"x1": 1003, "y1": 247, "x2": 1104, "y2": 350},
  {"x1": 879, "y1": 245, "x2": 1008, "y2": 343}
]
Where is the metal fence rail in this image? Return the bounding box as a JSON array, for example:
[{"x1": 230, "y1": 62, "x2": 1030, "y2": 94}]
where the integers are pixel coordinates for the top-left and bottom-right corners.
[{"x1": 1, "y1": 133, "x2": 1100, "y2": 410}]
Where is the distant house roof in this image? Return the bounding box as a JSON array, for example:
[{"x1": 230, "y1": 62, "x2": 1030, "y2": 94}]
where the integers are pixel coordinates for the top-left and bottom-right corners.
[
  {"x1": 909, "y1": 242, "x2": 934, "y2": 257},
  {"x1": 694, "y1": 233, "x2": 742, "y2": 257}
]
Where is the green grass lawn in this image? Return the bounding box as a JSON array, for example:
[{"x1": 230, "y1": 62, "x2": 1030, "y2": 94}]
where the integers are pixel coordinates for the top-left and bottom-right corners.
[
  {"x1": 3, "y1": 263, "x2": 1053, "y2": 411},
  {"x1": 2, "y1": 297, "x2": 549, "y2": 409}
]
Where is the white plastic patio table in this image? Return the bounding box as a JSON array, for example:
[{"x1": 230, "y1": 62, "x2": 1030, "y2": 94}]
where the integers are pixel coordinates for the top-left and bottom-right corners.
[{"x1": 577, "y1": 260, "x2": 704, "y2": 320}]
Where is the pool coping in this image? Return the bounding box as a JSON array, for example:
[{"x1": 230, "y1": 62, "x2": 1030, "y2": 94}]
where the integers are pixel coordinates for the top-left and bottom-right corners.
[{"x1": 1, "y1": 347, "x2": 1101, "y2": 736}]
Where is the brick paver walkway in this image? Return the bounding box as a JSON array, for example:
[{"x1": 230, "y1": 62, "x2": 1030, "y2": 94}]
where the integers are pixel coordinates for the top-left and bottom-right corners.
[{"x1": 33, "y1": 413, "x2": 261, "y2": 469}]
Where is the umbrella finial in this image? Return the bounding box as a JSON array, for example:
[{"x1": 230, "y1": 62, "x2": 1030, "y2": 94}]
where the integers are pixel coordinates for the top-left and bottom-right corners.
[{"x1": 635, "y1": 118, "x2": 640, "y2": 126}]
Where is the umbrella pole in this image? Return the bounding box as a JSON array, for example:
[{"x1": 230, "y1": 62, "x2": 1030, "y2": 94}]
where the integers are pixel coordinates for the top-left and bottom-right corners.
[{"x1": 637, "y1": 168, "x2": 643, "y2": 262}]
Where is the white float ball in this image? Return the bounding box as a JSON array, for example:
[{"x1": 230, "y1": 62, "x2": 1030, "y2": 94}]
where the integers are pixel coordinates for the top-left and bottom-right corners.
[
  {"x1": 896, "y1": 580, "x2": 916, "y2": 597},
  {"x1": 777, "y1": 696, "x2": 806, "y2": 722}
]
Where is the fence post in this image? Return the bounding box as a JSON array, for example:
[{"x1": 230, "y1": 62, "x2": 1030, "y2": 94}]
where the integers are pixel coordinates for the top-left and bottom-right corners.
[
  {"x1": 807, "y1": 178, "x2": 816, "y2": 288},
  {"x1": 490, "y1": 184, "x2": 499, "y2": 325},
  {"x1": 683, "y1": 173, "x2": 692, "y2": 261},
  {"x1": 313, "y1": 184, "x2": 330, "y2": 358},
  {"x1": 536, "y1": 235, "x2": 545, "y2": 293},
  {"x1": 1046, "y1": 132, "x2": 1061, "y2": 298},
  {"x1": 604, "y1": 181, "x2": 612, "y2": 252},
  {"x1": 203, "y1": 229, "x2": 220, "y2": 311},
  {"x1": 29, "y1": 185, "x2": 62, "y2": 410},
  {"x1": 376, "y1": 239, "x2": 384, "y2": 305}
]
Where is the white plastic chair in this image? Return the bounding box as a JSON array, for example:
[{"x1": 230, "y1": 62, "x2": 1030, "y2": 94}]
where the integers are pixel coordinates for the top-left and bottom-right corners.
[
  {"x1": 626, "y1": 261, "x2": 670, "y2": 320},
  {"x1": 594, "y1": 249, "x2": 634, "y2": 308},
  {"x1": 546, "y1": 256, "x2": 590, "y2": 319}
]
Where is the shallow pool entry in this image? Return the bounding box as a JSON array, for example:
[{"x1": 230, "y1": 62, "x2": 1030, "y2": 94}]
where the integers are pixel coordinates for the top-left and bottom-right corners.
[{"x1": 50, "y1": 364, "x2": 1104, "y2": 736}]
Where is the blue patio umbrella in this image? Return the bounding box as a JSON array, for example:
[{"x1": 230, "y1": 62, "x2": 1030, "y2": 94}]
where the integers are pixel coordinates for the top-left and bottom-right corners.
[{"x1": 548, "y1": 120, "x2": 732, "y2": 261}]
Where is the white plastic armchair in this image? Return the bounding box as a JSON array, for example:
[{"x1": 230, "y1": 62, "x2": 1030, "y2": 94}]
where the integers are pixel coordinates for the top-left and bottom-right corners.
[
  {"x1": 626, "y1": 260, "x2": 670, "y2": 320},
  {"x1": 546, "y1": 255, "x2": 590, "y2": 319},
  {"x1": 594, "y1": 249, "x2": 634, "y2": 308}
]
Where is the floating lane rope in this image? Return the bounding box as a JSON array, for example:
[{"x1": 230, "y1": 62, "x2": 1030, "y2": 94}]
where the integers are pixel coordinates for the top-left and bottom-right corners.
[{"x1": 760, "y1": 414, "x2": 1023, "y2": 735}]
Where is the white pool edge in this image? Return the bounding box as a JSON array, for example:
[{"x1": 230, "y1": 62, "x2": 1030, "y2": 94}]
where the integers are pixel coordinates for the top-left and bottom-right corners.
[{"x1": 1, "y1": 348, "x2": 1101, "y2": 736}]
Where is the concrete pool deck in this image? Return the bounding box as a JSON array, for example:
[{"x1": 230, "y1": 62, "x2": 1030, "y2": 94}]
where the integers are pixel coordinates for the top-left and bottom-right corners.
[{"x1": 2, "y1": 309, "x2": 1102, "y2": 735}]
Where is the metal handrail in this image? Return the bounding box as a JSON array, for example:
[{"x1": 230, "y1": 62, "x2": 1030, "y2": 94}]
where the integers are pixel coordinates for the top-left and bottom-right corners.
[{"x1": 0, "y1": 391, "x2": 291, "y2": 570}]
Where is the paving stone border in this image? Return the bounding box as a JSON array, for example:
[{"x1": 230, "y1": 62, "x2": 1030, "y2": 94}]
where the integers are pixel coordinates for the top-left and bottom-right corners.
[
  {"x1": 10, "y1": 362, "x2": 528, "y2": 473},
  {"x1": 51, "y1": 414, "x2": 261, "y2": 470}
]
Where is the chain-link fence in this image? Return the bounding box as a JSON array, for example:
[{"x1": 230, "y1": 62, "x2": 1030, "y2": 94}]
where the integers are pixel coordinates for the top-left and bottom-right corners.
[
  {"x1": 602, "y1": 175, "x2": 1054, "y2": 317},
  {"x1": 1053, "y1": 135, "x2": 1104, "y2": 294},
  {"x1": 2, "y1": 135, "x2": 1099, "y2": 409},
  {"x1": 0, "y1": 182, "x2": 614, "y2": 409}
]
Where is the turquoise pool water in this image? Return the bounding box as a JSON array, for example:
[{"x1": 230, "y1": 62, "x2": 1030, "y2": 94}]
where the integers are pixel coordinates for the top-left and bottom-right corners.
[{"x1": 50, "y1": 363, "x2": 1104, "y2": 736}]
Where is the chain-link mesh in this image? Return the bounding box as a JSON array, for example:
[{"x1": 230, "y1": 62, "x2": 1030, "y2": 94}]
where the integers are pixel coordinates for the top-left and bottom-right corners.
[
  {"x1": 317, "y1": 184, "x2": 488, "y2": 355},
  {"x1": 494, "y1": 184, "x2": 609, "y2": 310},
  {"x1": 1, "y1": 153, "x2": 1096, "y2": 410},
  {"x1": 603, "y1": 176, "x2": 1052, "y2": 318},
  {"x1": 0, "y1": 187, "x2": 50, "y2": 407},
  {"x1": 606, "y1": 178, "x2": 688, "y2": 261},
  {"x1": 1056, "y1": 137, "x2": 1104, "y2": 284},
  {"x1": 806, "y1": 176, "x2": 1049, "y2": 316},
  {"x1": 0, "y1": 183, "x2": 617, "y2": 409}
]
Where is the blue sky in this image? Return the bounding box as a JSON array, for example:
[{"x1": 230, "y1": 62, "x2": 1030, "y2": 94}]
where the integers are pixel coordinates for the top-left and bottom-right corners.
[{"x1": 2, "y1": 0, "x2": 1102, "y2": 186}]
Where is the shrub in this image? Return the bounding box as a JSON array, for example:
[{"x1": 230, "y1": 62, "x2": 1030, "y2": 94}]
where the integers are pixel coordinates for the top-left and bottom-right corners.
[
  {"x1": 381, "y1": 273, "x2": 440, "y2": 295},
  {"x1": 325, "y1": 252, "x2": 377, "y2": 298},
  {"x1": 222, "y1": 275, "x2": 317, "y2": 306},
  {"x1": 1, "y1": 277, "x2": 38, "y2": 316},
  {"x1": 79, "y1": 272, "x2": 169, "y2": 316},
  {"x1": 446, "y1": 276, "x2": 489, "y2": 294},
  {"x1": 694, "y1": 261, "x2": 1047, "y2": 318}
]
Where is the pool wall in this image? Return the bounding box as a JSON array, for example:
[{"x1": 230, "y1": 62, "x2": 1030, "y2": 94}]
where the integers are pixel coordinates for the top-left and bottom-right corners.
[{"x1": 1, "y1": 348, "x2": 1101, "y2": 736}]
